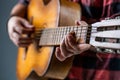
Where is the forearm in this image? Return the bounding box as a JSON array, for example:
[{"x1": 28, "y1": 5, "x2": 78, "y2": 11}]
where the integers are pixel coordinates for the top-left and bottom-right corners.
[{"x1": 10, "y1": 3, "x2": 28, "y2": 18}]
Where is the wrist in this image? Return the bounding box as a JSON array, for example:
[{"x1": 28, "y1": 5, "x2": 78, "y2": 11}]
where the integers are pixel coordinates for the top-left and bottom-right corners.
[
  {"x1": 7, "y1": 15, "x2": 19, "y2": 22},
  {"x1": 8, "y1": 15, "x2": 23, "y2": 19}
]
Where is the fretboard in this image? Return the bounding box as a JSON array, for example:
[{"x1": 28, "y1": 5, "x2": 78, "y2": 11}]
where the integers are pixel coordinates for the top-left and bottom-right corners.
[{"x1": 35, "y1": 26, "x2": 91, "y2": 46}]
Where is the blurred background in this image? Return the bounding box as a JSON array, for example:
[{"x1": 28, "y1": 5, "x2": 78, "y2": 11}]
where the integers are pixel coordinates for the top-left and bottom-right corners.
[{"x1": 0, "y1": 0, "x2": 18, "y2": 80}]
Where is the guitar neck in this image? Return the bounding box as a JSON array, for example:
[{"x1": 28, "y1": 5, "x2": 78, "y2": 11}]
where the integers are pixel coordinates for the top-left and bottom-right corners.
[
  {"x1": 35, "y1": 19, "x2": 120, "y2": 53},
  {"x1": 36, "y1": 26, "x2": 91, "y2": 46}
]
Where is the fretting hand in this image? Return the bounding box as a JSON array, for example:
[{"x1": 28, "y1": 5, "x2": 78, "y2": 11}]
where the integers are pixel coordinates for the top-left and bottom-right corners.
[{"x1": 55, "y1": 21, "x2": 96, "y2": 61}]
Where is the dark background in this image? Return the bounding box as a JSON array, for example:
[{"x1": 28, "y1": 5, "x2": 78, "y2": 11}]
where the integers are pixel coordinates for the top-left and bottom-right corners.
[{"x1": 0, "y1": 0, "x2": 18, "y2": 80}]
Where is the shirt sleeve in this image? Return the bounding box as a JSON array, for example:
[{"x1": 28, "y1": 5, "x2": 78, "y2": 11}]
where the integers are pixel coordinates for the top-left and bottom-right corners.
[{"x1": 19, "y1": 0, "x2": 29, "y2": 5}]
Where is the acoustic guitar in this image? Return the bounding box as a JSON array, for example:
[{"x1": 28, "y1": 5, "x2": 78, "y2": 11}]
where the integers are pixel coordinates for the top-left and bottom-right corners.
[{"x1": 16, "y1": 0, "x2": 120, "y2": 80}]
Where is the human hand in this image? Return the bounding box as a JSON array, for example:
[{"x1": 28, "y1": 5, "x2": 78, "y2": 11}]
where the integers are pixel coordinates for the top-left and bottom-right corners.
[
  {"x1": 55, "y1": 21, "x2": 95, "y2": 61},
  {"x1": 8, "y1": 16, "x2": 34, "y2": 47}
]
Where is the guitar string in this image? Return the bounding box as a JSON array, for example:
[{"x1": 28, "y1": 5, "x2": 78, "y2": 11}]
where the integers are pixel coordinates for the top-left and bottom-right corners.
[
  {"x1": 34, "y1": 27, "x2": 119, "y2": 36},
  {"x1": 34, "y1": 25, "x2": 120, "y2": 33},
  {"x1": 33, "y1": 30, "x2": 117, "y2": 39},
  {"x1": 34, "y1": 26, "x2": 115, "y2": 34},
  {"x1": 29, "y1": 26, "x2": 119, "y2": 44},
  {"x1": 34, "y1": 26, "x2": 97, "y2": 34},
  {"x1": 36, "y1": 27, "x2": 119, "y2": 45},
  {"x1": 31, "y1": 29, "x2": 109, "y2": 40},
  {"x1": 34, "y1": 25, "x2": 119, "y2": 31}
]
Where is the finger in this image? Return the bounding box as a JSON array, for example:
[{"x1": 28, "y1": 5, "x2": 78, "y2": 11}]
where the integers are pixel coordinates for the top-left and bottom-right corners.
[
  {"x1": 55, "y1": 47, "x2": 73, "y2": 61},
  {"x1": 11, "y1": 32, "x2": 20, "y2": 40},
  {"x1": 18, "y1": 43, "x2": 31, "y2": 47},
  {"x1": 20, "y1": 18, "x2": 34, "y2": 29},
  {"x1": 64, "y1": 34, "x2": 76, "y2": 52},
  {"x1": 60, "y1": 39, "x2": 68, "y2": 57},
  {"x1": 55, "y1": 47, "x2": 66, "y2": 61},
  {"x1": 18, "y1": 37, "x2": 33, "y2": 47},
  {"x1": 14, "y1": 18, "x2": 34, "y2": 34},
  {"x1": 78, "y1": 44, "x2": 91, "y2": 52},
  {"x1": 19, "y1": 37, "x2": 33, "y2": 43},
  {"x1": 66, "y1": 32, "x2": 86, "y2": 54},
  {"x1": 18, "y1": 38, "x2": 32, "y2": 47},
  {"x1": 11, "y1": 33, "x2": 33, "y2": 47},
  {"x1": 60, "y1": 39, "x2": 73, "y2": 58},
  {"x1": 13, "y1": 24, "x2": 34, "y2": 34},
  {"x1": 11, "y1": 32, "x2": 20, "y2": 46},
  {"x1": 66, "y1": 32, "x2": 78, "y2": 51},
  {"x1": 75, "y1": 20, "x2": 88, "y2": 26},
  {"x1": 75, "y1": 20, "x2": 81, "y2": 26},
  {"x1": 77, "y1": 38, "x2": 85, "y2": 44}
]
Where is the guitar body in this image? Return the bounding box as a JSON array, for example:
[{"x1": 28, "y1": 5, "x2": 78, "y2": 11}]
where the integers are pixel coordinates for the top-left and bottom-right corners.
[{"x1": 17, "y1": 0, "x2": 81, "y2": 80}]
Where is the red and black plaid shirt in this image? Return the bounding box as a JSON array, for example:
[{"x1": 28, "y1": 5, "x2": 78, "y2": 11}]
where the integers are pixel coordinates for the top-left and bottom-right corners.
[{"x1": 19, "y1": 0, "x2": 120, "y2": 80}]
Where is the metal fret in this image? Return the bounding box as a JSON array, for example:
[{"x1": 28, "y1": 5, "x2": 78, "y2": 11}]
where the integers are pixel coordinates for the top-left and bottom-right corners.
[
  {"x1": 38, "y1": 18, "x2": 120, "y2": 54},
  {"x1": 39, "y1": 26, "x2": 88, "y2": 46}
]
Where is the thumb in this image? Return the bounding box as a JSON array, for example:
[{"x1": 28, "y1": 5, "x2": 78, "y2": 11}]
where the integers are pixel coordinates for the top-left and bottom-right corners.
[
  {"x1": 75, "y1": 20, "x2": 88, "y2": 26},
  {"x1": 21, "y1": 18, "x2": 34, "y2": 29}
]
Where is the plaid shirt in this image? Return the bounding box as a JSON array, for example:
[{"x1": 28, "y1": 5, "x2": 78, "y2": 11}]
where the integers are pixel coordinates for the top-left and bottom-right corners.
[
  {"x1": 68, "y1": 0, "x2": 120, "y2": 80},
  {"x1": 19, "y1": 0, "x2": 120, "y2": 80}
]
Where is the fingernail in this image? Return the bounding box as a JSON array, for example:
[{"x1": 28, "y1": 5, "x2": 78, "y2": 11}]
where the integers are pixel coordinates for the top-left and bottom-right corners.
[
  {"x1": 77, "y1": 21, "x2": 80, "y2": 25},
  {"x1": 75, "y1": 20, "x2": 81, "y2": 26},
  {"x1": 30, "y1": 25, "x2": 34, "y2": 28},
  {"x1": 25, "y1": 22, "x2": 33, "y2": 28}
]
